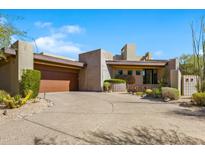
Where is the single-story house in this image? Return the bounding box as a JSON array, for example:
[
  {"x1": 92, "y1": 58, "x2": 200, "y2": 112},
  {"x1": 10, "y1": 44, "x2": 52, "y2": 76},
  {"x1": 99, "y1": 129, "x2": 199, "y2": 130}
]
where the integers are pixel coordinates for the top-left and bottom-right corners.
[{"x1": 0, "y1": 41, "x2": 181, "y2": 95}]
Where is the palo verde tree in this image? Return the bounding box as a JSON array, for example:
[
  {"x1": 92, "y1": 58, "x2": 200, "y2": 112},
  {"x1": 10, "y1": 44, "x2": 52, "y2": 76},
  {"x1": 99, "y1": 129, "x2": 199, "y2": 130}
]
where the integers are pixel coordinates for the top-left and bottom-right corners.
[
  {"x1": 191, "y1": 17, "x2": 205, "y2": 92},
  {"x1": 0, "y1": 14, "x2": 26, "y2": 60}
]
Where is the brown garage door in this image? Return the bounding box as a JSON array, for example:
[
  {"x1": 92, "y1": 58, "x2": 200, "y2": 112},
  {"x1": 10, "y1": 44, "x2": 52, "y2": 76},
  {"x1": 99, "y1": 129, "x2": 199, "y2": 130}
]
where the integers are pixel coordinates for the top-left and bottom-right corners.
[{"x1": 35, "y1": 64, "x2": 79, "y2": 93}]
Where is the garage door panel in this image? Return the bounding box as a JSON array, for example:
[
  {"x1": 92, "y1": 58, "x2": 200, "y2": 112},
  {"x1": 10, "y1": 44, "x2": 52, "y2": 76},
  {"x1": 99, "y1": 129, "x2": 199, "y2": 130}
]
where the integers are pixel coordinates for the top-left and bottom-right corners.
[
  {"x1": 39, "y1": 80, "x2": 70, "y2": 93},
  {"x1": 34, "y1": 64, "x2": 79, "y2": 92}
]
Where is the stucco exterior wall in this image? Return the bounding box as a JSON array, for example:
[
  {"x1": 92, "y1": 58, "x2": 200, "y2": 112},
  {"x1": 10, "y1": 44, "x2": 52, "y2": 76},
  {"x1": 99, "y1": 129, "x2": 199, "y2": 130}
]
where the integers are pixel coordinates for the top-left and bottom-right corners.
[
  {"x1": 0, "y1": 57, "x2": 18, "y2": 95},
  {"x1": 170, "y1": 69, "x2": 181, "y2": 93},
  {"x1": 0, "y1": 41, "x2": 33, "y2": 95},
  {"x1": 121, "y1": 44, "x2": 142, "y2": 61},
  {"x1": 100, "y1": 50, "x2": 113, "y2": 89},
  {"x1": 79, "y1": 49, "x2": 113, "y2": 91},
  {"x1": 167, "y1": 58, "x2": 179, "y2": 86},
  {"x1": 79, "y1": 49, "x2": 102, "y2": 91},
  {"x1": 12, "y1": 41, "x2": 34, "y2": 80}
]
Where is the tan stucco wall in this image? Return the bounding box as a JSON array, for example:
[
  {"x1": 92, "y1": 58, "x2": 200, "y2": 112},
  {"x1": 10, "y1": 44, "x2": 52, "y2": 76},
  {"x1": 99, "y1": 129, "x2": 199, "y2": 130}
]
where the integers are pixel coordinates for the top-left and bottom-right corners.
[
  {"x1": 79, "y1": 49, "x2": 113, "y2": 91},
  {"x1": 79, "y1": 49, "x2": 102, "y2": 91},
  {"x1": 0, "y1": 41, "x2": 33, "y2": 95},
  {"x1": 120, "y1": 44, "x2": 142, "y2": 61},
  {"x1": 101, "y1": 50, "x2": 113, "y2": 89},
  {"x1": 0, "y1": 57, "x2": 18, "y2": 95},
  {"x1": 15, "y1": 41, "x2": 34, "y2": 80},
  {"x1": 170, "y1": 69, "x2": 181, "y2": 93},
  {"x1": 167, "y1": 58, "x2": 179, "y2": 86}
]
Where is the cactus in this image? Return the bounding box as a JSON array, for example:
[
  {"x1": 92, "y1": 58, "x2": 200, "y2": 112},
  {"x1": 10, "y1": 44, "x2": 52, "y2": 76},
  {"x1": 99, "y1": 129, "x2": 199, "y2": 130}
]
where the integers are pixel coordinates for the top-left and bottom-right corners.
[{"x1": 1, "y1": 90, "x2": 33, "y2": 109}]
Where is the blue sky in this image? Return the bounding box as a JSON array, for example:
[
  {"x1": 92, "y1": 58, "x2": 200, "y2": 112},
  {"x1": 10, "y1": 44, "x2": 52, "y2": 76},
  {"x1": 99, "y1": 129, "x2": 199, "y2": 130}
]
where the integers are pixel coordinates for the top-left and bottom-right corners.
[{"x1": 1, "y1": 9, "x2": 205, "y2": 60}]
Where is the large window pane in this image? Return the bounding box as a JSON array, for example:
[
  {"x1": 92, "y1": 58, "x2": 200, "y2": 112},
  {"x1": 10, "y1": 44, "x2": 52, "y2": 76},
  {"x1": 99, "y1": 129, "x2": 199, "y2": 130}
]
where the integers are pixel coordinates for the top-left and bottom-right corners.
[
  {"x1": 153, "y1": 69, "x2": 158, "y2": 84},
  {"x1": 143, "y1": 69, "x2": 158, "y2": 84},
  {"x1": 117, "y1": 70, "x2": 123, "y2": 75}
]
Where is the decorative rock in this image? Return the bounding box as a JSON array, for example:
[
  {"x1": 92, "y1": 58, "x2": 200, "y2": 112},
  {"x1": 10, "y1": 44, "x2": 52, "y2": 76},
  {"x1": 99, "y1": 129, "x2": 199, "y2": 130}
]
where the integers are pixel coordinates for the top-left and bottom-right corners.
[
  {"x1": 3, "y1": 110, "x2": 7, "y2": 116},
  {"x1": 164, "y1": 97, "x2": 170, "y2": 102}
]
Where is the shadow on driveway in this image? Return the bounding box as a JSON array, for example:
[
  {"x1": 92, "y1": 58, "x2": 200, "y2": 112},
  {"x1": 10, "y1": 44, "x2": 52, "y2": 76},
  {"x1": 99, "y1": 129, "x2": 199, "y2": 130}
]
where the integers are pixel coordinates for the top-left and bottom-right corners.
[
  {"x1": 34, "y1": 126, "x2": 205, "y2": 145},
  {"x1": 170, "y1": 108, "x2": 205, "y2": 118}
]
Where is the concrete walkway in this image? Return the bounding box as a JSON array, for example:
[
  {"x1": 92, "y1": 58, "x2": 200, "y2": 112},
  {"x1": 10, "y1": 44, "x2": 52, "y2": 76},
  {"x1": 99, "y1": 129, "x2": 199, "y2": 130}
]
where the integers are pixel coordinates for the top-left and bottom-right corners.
[{"x1": 0, "y1": 92, "x2": 205, "y2": 144}]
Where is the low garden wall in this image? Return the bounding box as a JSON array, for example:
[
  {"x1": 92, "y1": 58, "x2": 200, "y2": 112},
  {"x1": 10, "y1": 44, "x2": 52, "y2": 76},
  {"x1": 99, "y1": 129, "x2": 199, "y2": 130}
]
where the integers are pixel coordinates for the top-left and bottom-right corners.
[
  {"x1": 111, "y1": 83, "x2": 126, "y2": 92},
  {"x1": 103, "y1": 79, "x2": 127, "y2": 92},
  {"x1": 127, "y1": 84, "x2": 159, "y2": 92}
]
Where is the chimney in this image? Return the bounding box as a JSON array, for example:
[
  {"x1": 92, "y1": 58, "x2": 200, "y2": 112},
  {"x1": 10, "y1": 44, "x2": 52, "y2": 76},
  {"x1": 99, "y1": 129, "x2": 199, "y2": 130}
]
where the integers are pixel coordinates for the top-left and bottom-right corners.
[{"x1": 121, "y1": 44, "x2": 136, "y2": 60}]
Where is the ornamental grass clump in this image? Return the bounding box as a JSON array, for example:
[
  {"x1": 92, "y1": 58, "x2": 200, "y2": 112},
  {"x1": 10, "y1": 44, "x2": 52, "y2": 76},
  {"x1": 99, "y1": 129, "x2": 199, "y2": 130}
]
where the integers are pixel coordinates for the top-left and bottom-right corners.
[
  {"x1": 161, "y1": 87, "x2": 180, "y2": 100},
  {"x1": 152, "y1": 88, "x2": 162, "y2": 98},
  {"x1": 145, "y1": 89, "x2": 153, "y2": 96},
  {"x1": 103, "y1": 82, "x2": 111, "y2": 92},
  {"x1": 192, "y1": 92, "x2": 205, "y2": 106}
]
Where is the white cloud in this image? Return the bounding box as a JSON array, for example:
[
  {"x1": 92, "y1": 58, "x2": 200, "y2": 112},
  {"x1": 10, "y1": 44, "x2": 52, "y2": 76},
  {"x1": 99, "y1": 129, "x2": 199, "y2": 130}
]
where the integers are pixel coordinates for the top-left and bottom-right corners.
[
  {"x1": 34, "y1": 21, "x2": 52, "y2": 28},
  {"x1": 34, "y1": 21, "x2": 85, "y2": 58},
  {"x1": 35, "y1": 35, "x2": 81, "y2": 54},
  {"x1": 59, "y1": 25, "x2": 83, "y2": 34}
]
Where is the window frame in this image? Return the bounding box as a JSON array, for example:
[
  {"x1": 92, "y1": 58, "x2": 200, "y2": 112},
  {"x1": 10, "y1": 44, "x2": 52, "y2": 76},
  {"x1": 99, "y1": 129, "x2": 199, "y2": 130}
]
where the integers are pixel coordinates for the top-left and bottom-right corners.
[
  {"x1": 136, "y1": 70, "x2": 141, "y2": 75},
  {"x1": 127, "y1": 70, "x2": 133, "y2": 75}
]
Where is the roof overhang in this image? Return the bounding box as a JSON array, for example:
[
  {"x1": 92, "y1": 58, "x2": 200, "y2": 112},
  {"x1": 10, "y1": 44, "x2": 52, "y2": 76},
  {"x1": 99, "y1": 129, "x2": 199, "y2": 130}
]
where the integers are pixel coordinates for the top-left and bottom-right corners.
[
  {"x1": 34, "y1": 54, "x2": 85, "y2": 69},
  {"x1": 106, "y1": 60, "x2": 168, "y2": 68}
]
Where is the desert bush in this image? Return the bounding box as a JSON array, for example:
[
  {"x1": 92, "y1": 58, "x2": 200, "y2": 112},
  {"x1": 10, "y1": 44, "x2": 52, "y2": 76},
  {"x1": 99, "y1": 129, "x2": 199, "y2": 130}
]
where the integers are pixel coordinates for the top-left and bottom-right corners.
[
  {"x1": 145, "y1": 89, "x2": 152, "y2": 96},
  {"x1": 161, "y1": 87, "x2": 180, "y2": 100},
  {"x1": 201, "y1": 81, "x2": 205, "y2": 92},
  {"x1": 152, "y1": 88, "x2": 162, "y2": 98},
  {"x1": 104, "y1": 79, "x2": 126, "y2": 84},
  {"x1": 0, "y1": 90, "x2": 10, "y2": 103},
  {"x1": 115, "y1": 74, "x2": 135, "y2": 84},
  {"x1": 20, "y1": 69, "x2": 41, "y2": 98},
  {"x1": 136, "y1": 92, "x2": 144, "y2": 97},
  {"x1": 1, "y1": 90, "x2": 33, "y2": 109},
  {"x1": 103, "y1": 82, "x2": 111, "y2": 92},
  {"x1": 192, "y1": 92, "x2": 205, "y2": 106}
]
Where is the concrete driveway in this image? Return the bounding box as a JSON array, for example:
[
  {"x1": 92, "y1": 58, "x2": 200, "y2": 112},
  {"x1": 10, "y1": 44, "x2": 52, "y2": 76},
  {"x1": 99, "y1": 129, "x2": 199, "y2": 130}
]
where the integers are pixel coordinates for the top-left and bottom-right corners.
[{"x1": 1, "y1": 92, "x2": 205, "y2": 144}]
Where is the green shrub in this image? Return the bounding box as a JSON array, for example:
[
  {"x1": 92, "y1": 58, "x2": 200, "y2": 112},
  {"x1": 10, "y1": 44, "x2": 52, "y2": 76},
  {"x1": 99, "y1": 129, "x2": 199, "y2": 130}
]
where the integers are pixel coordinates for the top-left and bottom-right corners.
[
  {"x1": 20, "y1": 69, "x2": 41, "y2": 98},
  {"x1": 161, "y1": 87, "x2": 180, "y2": 100},
  {"x1": 152, "y1": 88, "x2": 162, "y2": 98},
  {"x1": 103, "y1": 82, "x2": 111, "y2": 92},
  {"x1": 192, "y1": 92, "x2": 205, "y2": 106},
  {"x1": 115, "y1": 74, "x2": 135, "y2": 84},
  {"x1": 0, "y1": 90, "x2": 9, "y2": 103},
  {"x1": 104, "y1": 79, "x2": 126, "y2": 84},
  {"x1": 145, "y1": 89, "x2": 153, "y2": 95},
  {"x1": 196, "y1": 80, "x2": 205, "y2": 92},
  {"x1": 136, "y1": 92, "x2": 144, "y2": 97},
  {"x1": 201, "y1": 81, "x2": 205, "y2": 92}
]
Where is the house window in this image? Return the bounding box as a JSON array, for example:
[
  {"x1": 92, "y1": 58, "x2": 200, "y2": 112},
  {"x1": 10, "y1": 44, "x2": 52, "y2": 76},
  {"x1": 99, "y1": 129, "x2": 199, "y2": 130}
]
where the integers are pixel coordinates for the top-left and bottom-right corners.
[
  {"x1": 127, "y1": 70, "x2": 133, "y2": 75},
  {"x1": 117, "y1": 70, "x2": 123, "y2": 75},
  {"x1": 143, "y1": 69, "x2": 158, "y2": 84},
  {"x1": 153, "y1": 69, "x2": 158, "y2": 84},
  {"x1": 136, "y1": 70, "x2": 141, "y2": 75}
]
